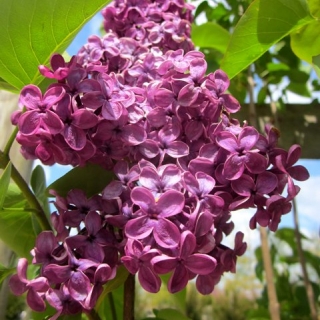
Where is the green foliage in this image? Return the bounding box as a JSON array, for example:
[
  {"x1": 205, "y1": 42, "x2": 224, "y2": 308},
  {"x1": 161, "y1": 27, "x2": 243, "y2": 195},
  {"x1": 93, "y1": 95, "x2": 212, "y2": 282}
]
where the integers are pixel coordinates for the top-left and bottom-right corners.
[
  {"x1": 220, "y1": 0, "x2": 314, "y2": 78},
  {"x1": 46, "y1": 163, "x2": 115, "y2": 198},
  {"x1": 0, "y1": 207, "x2": 37, "y2": 260},
  {"x1": 0, "y1": 164, "x2": 38, "y2": 260},
  {"x1": 291, "y1": 19, "x2": 320, "y2": 63},
  {"x1": 252, "y1": 228, "x2": 320, "y2": 320},
  {"x1": 0, "y1": 263, "x2": 16, "y2": 288},
  {"x1": 0, "y1": 0, "x2": 110, "y2": 92},
  {"x1": 96, "y1": 266, "x2": 129, "y2": 313},
  {"x1": 192, "y1": 22, "x2": 230, "y2": 53}
]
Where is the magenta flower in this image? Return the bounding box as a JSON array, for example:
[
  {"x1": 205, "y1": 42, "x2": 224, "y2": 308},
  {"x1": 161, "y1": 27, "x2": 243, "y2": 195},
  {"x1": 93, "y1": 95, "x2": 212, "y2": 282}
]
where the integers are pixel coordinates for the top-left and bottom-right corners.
[
  {"x1": 216, "y1": 126, "x2": 268, "y2": 180},
  {"x1": 152, "y1": 231, "x2": 217, "y2": 293},
  {"x1": 9, "y1": 258, "x2": 49, "y2": 312},
  {"x1": 44, "y1": 248, "x2": 98, "y2": 302},
  {"x1": 125, "y1": 187, "x2": 184, "y2": 248},
  {"x1": 18, "y1": 85, "x2": 65, "y2": 135},
  {"x1": 121, "y1": 239, "x2": 161, "y2": 293}
]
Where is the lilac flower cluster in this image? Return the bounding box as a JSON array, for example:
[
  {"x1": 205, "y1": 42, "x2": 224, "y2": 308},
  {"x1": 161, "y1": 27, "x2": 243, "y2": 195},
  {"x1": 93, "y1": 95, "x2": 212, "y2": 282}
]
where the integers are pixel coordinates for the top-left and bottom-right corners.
[{"x1": 10, "y1": 0, "x2": 309, "y2": 317}]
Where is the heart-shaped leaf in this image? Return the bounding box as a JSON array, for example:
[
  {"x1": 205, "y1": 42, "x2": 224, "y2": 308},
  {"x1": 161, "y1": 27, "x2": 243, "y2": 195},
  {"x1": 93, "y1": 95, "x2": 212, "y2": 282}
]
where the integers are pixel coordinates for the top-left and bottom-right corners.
[
  {"x1": 192, "y1": 22, "x2": 230, "y2": 53},
  {"x1": 0, "y1": 0, "x2": 110, "y2": 92},
  {"x1": 220, "y1": 0, "x2": 314, "y2": 78},
  {"x1": 46, "y1": 163, "x2": 115, "y2": 198}
]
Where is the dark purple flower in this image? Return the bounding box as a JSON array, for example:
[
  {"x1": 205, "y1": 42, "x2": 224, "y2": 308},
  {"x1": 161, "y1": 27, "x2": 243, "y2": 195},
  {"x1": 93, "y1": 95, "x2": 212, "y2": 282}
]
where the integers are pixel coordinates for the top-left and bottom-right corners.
[{"x1": 46, "y1": 285, "x2": 83, "y2": 320}]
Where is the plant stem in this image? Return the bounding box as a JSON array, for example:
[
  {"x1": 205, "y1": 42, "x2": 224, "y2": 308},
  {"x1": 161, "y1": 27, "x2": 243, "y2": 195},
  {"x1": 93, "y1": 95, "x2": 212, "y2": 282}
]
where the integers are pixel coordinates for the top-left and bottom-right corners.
[
  {"x1": 292, "y1": 199, "x2": 318, "y2": 320},
  {"x1": 3, "y1": 126, "x2": 18, "y2": 156},
  {"x1": 123, "y1": 274, "x2": 135, "y2": 320},
  {"x1": 108, "y1": 292, "x2": 117, "y2": 320},
  {"x1": 0, "y1": 150, "x2": 51, "y2": 231},
  {"x1": 259, "y1": 227, "x2": 280, "y2": 320}
]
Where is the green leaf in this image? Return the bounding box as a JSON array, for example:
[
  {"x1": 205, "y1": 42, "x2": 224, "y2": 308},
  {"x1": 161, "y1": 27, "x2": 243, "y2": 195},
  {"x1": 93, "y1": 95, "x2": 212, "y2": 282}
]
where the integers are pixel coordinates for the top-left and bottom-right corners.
[
  {"x1": 0, "y1": 209, "x2": 36, "y2": 259},
  {"x1": 153, "y1": 308, "x2": 191, "y2": 320},
  {"x1": 46, "y1": 163, "x2": 115, "y2": 198},
  {"x1": 274, "y1": 228, "x2": 306, "y2": 253},
  {"x1": 0, "y1": 162, "x2": 12, "y2": 208},
  {"x1": 0, "y1": 263, "x2": 16, "y2": 287},
  {"x1": 312, "y1": 54, "x2": 320, "y2": 78},
  {"x1": 96, "y1": 266, "x2": 129, "y2": 309},
  {"x1": 286, "y1": 81, "x2": 311, "y2": 97},
  {"x1": 220, "y1": 0, "x2": 314, "y2": 78},
  {"x1": 291, "y1": 20, "x2": 320, "y2": 63},
  {"x1": 0, "y1": 0, "x2": 110, "y2": 92},
  {"x1": 192, "y1": 22, "x2": 230, "y2": 53},
  {"x1": 160, "y1": 273, "x2": 186, "y2": 313},
  {"x1": 266, "y1": 62, "x2": 290, "y2": 72},
  {"x1": 307, "y1": 0, "x2": 320, "y2": 18},
  {"x1": 97, "y1": 285, "x2": 124, "y2": 320},
  {"x1": 32, "y1": 305, "x2": 82, "y2": 320},
  {"x1": 0, "y1": 77, "x2": 17, "y2": 92},
  {"x1": 3, "y1": 183, "x2": 28, "y2": 209}
]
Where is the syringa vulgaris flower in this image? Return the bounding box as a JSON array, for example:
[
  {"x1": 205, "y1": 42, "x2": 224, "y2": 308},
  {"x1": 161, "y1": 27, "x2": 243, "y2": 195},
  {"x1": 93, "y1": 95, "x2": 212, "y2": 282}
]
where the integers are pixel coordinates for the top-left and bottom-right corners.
[{"x1": 10, "y1": 0, "x2": 310, "y2": 315}]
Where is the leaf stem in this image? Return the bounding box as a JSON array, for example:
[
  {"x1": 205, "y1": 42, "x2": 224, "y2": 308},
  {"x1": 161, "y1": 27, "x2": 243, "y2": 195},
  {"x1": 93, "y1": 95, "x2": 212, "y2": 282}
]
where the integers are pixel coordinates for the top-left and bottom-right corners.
[
  {"x1": 3, "y1": 126, "x2": 18, "y2": 156},
  {"x1": 0, "y1": 150, "x2": 51, "y2": 231}
]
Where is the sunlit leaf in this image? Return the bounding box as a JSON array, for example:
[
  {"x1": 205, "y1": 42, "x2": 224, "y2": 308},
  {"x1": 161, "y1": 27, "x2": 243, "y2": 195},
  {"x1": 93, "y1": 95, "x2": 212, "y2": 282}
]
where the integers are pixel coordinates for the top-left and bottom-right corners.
[
  {"x1": 0, "y1": 162, "x2": 12, "y2": 208},
  {"x1": 0, "y1": 77, "x2": 17, "y2": 92},
  {"x1": 307, "y1": 0, "x2": 320, "y2": 18},
  {"x1": 291, "y1": 20, "x2": 320, "y2": 63},
  {"x1": 220, "y1": 0, "x2": 314, "y2": 78},
  {"x1": 192, "y1": 22, "x2": 230, "y2": 53},
  {"x1": 0, "y1": 0, "x2": 110, "y2": 92},
  {"x1": 46, "y1": 163, "x2": 115, "y2": 198}
]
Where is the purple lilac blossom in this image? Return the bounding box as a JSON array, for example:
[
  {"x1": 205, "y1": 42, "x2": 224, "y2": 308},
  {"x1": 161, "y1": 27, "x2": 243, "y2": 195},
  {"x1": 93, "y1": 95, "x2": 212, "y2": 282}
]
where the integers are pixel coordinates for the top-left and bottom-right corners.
[{"x1": 10, "y1": 0, "x2": 309, "y2": 317}]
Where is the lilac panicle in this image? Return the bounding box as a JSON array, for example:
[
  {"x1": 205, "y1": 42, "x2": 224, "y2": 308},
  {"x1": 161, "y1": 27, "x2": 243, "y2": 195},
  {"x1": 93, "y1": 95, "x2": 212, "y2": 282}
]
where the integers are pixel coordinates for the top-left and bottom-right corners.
[{"x1": 10, "y1": 0, "x2": 309, "y2": 316}]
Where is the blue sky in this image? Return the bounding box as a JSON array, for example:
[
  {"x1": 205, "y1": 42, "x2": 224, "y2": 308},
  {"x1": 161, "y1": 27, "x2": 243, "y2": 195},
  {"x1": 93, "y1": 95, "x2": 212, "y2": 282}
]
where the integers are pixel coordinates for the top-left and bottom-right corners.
[{"x1": 44, "y1": 10, "x2": 320, "y2": 245}]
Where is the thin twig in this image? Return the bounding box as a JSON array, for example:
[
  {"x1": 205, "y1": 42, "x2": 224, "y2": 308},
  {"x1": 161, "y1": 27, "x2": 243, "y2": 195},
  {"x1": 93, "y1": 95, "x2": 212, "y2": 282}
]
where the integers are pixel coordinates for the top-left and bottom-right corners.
[
  {"x1": 0, "y1": 151, "x2": 51, "y2": 231},
  {"x1": 292, "y1": 199, "x2": 318, "y2": 320},
  {"x1": 123, "y1": 274, "x2": 135, "y2": 320}
]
